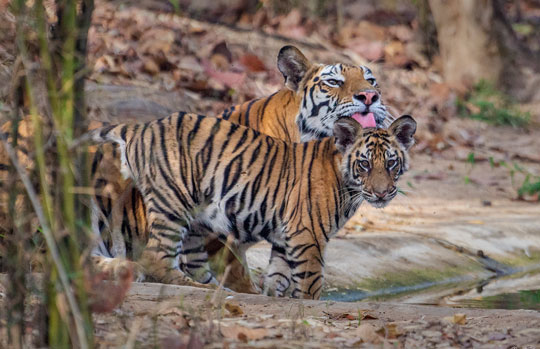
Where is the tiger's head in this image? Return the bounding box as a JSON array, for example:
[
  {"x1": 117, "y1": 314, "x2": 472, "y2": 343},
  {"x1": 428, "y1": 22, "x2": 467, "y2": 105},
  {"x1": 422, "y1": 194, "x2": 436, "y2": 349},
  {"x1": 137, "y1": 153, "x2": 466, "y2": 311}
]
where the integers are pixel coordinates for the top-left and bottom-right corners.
[
  {"x1": 278, "y1": 46, "x2": 388, "y2": 142},
  {"x1": 333, "y1": 115, "x2": 417, "y2": 209}
]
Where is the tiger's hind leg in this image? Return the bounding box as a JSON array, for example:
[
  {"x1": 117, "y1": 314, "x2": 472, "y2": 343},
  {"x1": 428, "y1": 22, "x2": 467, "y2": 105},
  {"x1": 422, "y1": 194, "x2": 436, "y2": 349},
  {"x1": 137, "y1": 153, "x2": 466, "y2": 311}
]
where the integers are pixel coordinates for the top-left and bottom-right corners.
[
  {"x1": 180, "y1": 230, "x2": 219, "y2": 286},
  {"x1": 139, "y1": 211, "x2": 215, "y2": 289},
  {"x1": 225, "y1": 242, "x2": 260, "y2": 294},
  {"x1": 205, "y1": 236, "x2": 260, "y2": 294}
]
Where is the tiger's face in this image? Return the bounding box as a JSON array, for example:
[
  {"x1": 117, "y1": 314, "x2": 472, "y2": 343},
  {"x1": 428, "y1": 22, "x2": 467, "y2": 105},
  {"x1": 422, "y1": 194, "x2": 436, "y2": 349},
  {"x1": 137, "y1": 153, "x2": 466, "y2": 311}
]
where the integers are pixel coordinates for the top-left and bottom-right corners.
[
  {"x1": 333, "y1": 115, "x2": 417, "y2": 209},
  {"x1": 277, "y1": 46, "x2": 388, "y2": 142}
]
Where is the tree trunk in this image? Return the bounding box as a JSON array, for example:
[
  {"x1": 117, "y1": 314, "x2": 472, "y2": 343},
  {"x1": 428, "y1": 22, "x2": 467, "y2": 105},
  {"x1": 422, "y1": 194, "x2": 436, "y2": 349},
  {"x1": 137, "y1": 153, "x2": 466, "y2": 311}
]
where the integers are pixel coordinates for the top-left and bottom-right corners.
[{"x1": 429, "y1": 0, "x2": 540, "y2": 101}]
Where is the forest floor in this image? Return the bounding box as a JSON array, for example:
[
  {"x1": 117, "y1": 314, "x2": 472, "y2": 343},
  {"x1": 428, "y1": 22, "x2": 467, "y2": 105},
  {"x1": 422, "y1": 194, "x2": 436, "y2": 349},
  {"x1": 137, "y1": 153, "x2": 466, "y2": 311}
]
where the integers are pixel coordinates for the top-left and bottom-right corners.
[
  {"x1": 80, "y1": 283, "x2": 540, "y2": 348},
  {"x1": 1, "y1": 0, "x2": 540, "y2": 347},
  {"x1": 1, "y1": 278, "x2": 540, "y2": 348}
]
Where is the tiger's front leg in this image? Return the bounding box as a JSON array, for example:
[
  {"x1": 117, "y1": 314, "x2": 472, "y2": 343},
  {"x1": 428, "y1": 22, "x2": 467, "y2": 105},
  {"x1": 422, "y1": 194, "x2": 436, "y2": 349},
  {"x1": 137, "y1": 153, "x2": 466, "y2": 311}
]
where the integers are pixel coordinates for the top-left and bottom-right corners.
[
  {"x1": 139, "y1": 212, "x2": 215, "y2": 289},
  {"x1": 285, "y1": 228, "x2": 326, "y2": 300},
  {"x1": 263, "y1": 244, "x2": 292, "y2": 297}
]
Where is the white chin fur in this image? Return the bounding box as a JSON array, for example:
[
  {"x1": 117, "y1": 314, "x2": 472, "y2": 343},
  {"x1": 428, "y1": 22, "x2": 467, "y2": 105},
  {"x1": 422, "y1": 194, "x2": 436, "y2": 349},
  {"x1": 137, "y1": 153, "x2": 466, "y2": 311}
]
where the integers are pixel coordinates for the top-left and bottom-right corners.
[{"x1": 367, "y1": 200, "x2": 389, "y2": 209}]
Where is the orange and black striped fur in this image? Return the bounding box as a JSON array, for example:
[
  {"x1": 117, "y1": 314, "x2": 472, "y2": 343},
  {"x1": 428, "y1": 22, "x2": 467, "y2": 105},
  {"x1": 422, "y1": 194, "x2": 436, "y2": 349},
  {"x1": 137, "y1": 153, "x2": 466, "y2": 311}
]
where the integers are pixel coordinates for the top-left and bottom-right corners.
[
  {"x1": 89, "y1": 46, "x2": 391, "y2": 292},
  {"x1": 85, "y1": 112, "x2": 416, "y2": 299}
]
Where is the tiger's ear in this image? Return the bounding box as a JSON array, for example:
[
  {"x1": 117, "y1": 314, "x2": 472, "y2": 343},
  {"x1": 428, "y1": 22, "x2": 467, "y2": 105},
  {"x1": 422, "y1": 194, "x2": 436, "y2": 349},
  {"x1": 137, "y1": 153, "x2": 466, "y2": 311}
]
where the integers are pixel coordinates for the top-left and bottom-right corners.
[
  {"x1": 333, "y1": 118, "x2": 362, "y2": 153},
  {"x1": 277, "y1": 45, "x2": 311, "y2": 91},
  {"x1": 389, "y1": 115, "x2": 417, "y2": 150}
]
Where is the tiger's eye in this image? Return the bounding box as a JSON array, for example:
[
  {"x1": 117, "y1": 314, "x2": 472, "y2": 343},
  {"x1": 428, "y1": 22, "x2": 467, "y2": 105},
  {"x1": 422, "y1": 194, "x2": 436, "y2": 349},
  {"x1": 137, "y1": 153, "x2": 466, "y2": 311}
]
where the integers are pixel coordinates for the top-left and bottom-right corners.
[
  {"x1": 387, "y1": 159, "x2": 396, "y2": 168},
  {"x1": 360, "y1": 160, "x2": 370, "y2": 169},
  {"x1": 325, "y1": 79, "x2": 342, "y2": 87}
]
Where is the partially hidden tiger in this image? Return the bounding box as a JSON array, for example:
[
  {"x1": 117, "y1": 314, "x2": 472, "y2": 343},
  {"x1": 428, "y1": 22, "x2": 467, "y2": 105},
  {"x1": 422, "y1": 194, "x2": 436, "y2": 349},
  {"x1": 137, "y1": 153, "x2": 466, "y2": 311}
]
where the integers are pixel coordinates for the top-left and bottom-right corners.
[
  {"x1": 89, "y1": 45, "x2": 392, "y2": 293},
  {"x1": 83, "y1": 111, "x2": 416, "y2": 299}
]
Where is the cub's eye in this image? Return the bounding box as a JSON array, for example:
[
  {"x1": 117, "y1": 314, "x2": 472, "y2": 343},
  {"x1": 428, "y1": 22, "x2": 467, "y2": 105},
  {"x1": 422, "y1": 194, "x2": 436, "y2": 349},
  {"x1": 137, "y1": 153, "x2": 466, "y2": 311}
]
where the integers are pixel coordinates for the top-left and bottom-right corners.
[
  {"x1": 325, "y1": 79, "x2": 343, "y2": 87},
  {"x1": 367, "y1": 78, "x2": 376, "y2": 86},
  {"x1": 359, "y1": 160, "x2": 370, "y2": 170},
  {"x1": 387, "y1": 159, "x2": 396, "y2": 168}
]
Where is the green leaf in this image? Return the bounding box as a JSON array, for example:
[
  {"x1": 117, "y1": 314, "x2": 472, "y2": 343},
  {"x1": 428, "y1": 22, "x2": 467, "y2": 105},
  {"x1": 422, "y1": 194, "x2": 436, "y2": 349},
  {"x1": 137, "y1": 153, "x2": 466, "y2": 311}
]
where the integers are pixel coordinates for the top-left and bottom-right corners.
[
  {"x1": 467, "y1": 152, "x2": 475, "y2": 165},
  {"x1": 488, "y1": 157, "x2": 496, "y2": 169}
]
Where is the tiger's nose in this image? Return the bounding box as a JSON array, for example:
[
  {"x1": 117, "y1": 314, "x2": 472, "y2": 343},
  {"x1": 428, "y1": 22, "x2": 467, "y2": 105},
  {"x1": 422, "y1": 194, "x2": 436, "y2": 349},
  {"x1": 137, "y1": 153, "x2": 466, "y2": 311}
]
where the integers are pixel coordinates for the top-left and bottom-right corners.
[
  {"x1": 374, "y1": 190, "x2": 387, "y2": 199},
  {"x1": 355, "y1": 90, "x2": 379, "y2": 106}
]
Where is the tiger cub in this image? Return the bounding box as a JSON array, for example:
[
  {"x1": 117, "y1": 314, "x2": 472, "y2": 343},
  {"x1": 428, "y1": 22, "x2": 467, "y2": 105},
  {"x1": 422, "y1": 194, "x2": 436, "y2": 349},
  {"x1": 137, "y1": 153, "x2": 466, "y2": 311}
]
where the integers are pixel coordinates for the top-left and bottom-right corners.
[{"x1": 84, "y1": 112, "x2": 416, "y2": 299}]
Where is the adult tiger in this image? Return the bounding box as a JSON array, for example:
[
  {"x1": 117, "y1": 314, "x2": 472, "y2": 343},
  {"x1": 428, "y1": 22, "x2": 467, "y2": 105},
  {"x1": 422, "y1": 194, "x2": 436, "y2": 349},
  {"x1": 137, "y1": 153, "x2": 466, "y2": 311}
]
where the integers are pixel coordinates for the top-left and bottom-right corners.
[
  {"x1": 84, "y1": 112, "x2": 416, "y2": 299},
  {"x1": 91, "y1": 45, "x2": 391, "y2": 293}
]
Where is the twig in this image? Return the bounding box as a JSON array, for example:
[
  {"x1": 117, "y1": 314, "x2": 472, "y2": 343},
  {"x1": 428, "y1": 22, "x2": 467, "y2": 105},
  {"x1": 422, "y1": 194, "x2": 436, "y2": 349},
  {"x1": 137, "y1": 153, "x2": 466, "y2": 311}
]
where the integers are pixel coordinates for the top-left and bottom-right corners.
[
  {"x1": 124, "y1": 317, "x2": 143, "y2": 349},
  {"x1": 210, "y1": 264, "x2": 231, "y2": 307},
  {"x1": 0, "y1": 136, "x2": 89, "y2": 349},
  {"x1": 336, "y1": 0, "x2": 344, "y2": 31}
]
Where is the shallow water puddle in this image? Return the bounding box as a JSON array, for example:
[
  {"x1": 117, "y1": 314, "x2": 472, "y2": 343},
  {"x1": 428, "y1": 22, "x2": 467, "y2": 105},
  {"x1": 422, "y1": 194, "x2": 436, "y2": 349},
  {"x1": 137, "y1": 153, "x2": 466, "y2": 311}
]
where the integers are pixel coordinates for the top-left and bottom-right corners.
[
  {"x1": 447, "y1": 289, "x2": 540, "y2": 310},
  {"x1": 322, "y1": 266, "x2": 540, "y2": 310}
]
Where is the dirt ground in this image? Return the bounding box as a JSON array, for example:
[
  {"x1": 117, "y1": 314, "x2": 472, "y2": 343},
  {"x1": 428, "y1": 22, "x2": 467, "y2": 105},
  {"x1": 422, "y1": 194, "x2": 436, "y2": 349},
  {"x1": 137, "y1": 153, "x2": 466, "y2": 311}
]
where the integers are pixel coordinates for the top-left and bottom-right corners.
[
  {"x1": 91, "y1": 283, "x2": 540, "y2": 348},
  {"x1": 1, "y1": 277, "x2": 540, "y2": 348}
]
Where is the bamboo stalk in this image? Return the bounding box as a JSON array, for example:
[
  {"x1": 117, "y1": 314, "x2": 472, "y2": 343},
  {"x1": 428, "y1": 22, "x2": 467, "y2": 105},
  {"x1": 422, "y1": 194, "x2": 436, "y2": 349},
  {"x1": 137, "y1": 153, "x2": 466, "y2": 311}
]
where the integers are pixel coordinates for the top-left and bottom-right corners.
[
  {"x1": 11, "y1": 0, "x2": 95, "y2": 346},
  {"x1": 0, "y1": 137, "x2": 89, "y2": 349}
]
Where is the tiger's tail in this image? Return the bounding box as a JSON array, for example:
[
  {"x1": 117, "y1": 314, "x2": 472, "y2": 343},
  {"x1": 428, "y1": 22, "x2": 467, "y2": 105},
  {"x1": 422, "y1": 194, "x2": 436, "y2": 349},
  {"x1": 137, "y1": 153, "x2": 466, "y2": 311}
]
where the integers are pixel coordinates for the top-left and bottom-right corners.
[
  {"x1": 80, "y1": 124, "x2": 127, "y2": 145},
  {"x1": 77, "y1": 124, "x2": 133, "y2": 179}
]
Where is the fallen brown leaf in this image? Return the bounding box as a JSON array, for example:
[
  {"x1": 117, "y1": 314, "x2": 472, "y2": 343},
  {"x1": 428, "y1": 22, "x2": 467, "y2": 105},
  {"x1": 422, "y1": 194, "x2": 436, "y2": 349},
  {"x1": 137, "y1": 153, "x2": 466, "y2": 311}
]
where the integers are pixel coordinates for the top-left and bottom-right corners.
[
  {"x1": 279, "y1": 8, "x2": 302, "y2": 28},
  {"x1": 210, "y1": 53, "x2": 230, "y2": 71},
  {"x1": 239, "y1": 54, "x2": 266, "y2": 72},
  {"x1": 324, "y1": 310, "x2": 378, "y2": 321},
  {"x1": 139, "y1": 28, "x2": 175, "y2": 56},
  {"x1": 376, "y1": 322, "x2": 403, "y2": 339},
  {"x1": 384, "y1": 40, "x2": 410, "y2": 67},
  {"x1": 354, "y1": 323, "x2": 382, "y2": 344},
  {"x1": 142, "y1": 57, "x2": 160, "y2": 75},
  {"x1": 224, "y1": 302, "x2": 244, "y2": 316},
  {"x1": 413, "y1": 172, "x2": 448, "y2": 181},
  {"x1": 220, "y1": 324, "x2": 269, "y2": 341},
  {"x1": 158, "y1": 306, "x2": 190, "y2": 329},
  {"x1": 443, "y1": 313, "x2": 467, "y2": 325},
  {"x1": 346, "y1": 38, "x2": 385, "y2": 61},
  {"x1": 361, "y1": 312, "x2": 378, "y2": 320},
  {"x1": 388, "y1": 25, "x2": 414, "y2": 42},
  {"x1": 211, "y1": 41, "x2": 233, "y2": 63},
  {"x1": 202, "y1": 60, "x2": 245, "y2": 89}
]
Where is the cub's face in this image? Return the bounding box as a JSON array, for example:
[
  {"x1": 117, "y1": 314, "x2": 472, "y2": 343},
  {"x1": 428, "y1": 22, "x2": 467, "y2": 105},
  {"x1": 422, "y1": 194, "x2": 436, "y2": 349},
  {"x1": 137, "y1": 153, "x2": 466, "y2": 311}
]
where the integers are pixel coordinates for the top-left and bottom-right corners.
[
  {"x1": 277, "y1": 46, "x2": 388, "y2": 142},
  {"x1": 333, "y1": 115, "x2": 417, "y2": 209}
]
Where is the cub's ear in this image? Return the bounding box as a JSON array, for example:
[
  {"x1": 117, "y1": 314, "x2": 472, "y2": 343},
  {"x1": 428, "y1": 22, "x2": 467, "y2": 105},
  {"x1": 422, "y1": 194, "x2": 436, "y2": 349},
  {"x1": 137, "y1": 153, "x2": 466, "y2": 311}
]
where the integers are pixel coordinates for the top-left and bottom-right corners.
[
  {"x1": 389, "y1": 115, "x2": 417, "y2": 150},
  {"x1": 333, "y1": 118, "x2": 362, "y2": 153},
  {"x1": 277, "y1": 45, "x2": 311, "y2": 91}
]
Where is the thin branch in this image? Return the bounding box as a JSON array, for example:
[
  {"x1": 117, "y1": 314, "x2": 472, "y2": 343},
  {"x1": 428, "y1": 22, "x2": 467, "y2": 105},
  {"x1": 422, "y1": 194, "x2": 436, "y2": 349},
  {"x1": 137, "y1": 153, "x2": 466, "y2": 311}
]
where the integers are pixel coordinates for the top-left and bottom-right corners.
[{"x1": 0, "y1": 136, "x2": 89, "y2": 349}]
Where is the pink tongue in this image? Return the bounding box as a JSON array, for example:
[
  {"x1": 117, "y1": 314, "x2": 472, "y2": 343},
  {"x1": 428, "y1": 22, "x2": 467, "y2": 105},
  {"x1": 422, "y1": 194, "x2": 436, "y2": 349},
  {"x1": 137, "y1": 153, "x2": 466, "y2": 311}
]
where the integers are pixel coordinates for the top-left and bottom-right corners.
[{"x1": 351, "y1": 112, "x2": 376, "y2": 128}]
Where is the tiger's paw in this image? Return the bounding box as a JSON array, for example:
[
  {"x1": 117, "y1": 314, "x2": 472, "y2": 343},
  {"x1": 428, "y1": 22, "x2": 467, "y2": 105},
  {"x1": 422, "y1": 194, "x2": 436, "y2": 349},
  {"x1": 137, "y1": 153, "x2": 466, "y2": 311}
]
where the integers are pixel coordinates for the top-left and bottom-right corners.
[
  {"x1": 263, "y1": 272, "x2": 291, "y2": 297},
  {"x1": 162, "y1": 269, "x2": 218, "y2": 290},
  {"x1": 92, "y1": 256, "x2": 146, "y2": 282},
  {"x1": 222, "y1": 264, "x2": 261, "y2": 294}
]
